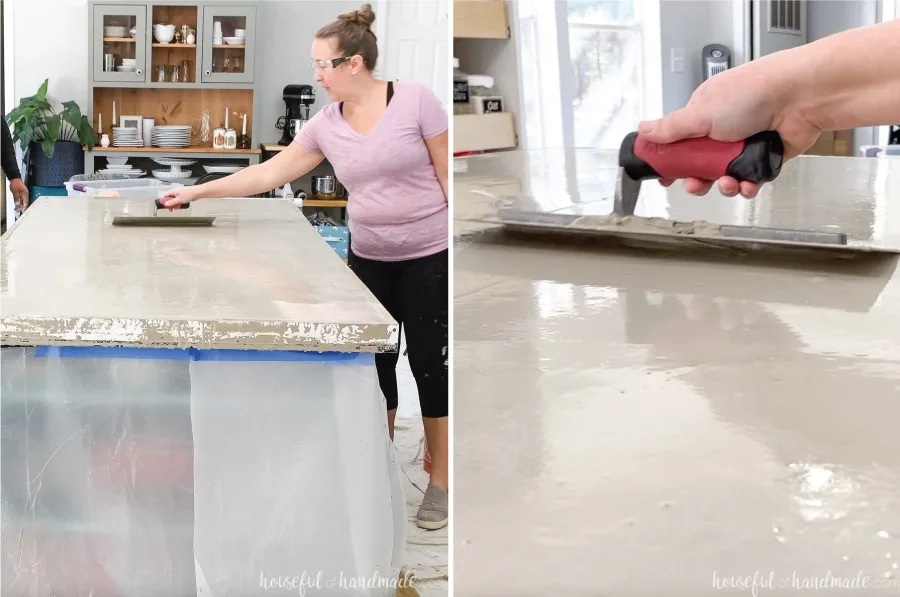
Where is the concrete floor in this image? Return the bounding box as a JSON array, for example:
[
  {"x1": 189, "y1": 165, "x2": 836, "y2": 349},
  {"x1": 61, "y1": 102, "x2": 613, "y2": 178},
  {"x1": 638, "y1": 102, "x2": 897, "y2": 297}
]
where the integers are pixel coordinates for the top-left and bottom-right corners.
[{"x1": 453, "y1": 150, "x2": 900, "y2": 596}]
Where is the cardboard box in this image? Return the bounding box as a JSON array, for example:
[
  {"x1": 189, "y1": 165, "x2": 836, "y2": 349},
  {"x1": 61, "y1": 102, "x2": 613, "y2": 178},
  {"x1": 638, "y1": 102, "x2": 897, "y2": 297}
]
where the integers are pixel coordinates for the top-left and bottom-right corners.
[
  {"x1": 804, "y1": 130, "x2": 854, "y2": 156},
  {"x1": 833, "y1": 130, "x2": 853, "y2": 156}
]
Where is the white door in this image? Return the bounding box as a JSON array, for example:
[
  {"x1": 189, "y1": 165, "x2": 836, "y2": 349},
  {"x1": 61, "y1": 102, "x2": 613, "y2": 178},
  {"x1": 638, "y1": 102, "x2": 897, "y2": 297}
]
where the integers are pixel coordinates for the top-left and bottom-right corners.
[
  {"x1": 378, "y1": 0, "x2": 449, "y2": 109},
  {"x1": 751, "y1": 0, "x2": 807, "y2": 58}
]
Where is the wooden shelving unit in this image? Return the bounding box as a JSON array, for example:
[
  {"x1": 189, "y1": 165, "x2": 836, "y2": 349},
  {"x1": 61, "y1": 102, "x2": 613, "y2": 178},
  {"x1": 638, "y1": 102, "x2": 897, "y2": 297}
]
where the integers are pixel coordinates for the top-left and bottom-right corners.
[
  {"x1": 91, "y1": 146, "x2": 260, "y2": 154},
  {"x1": 304, "y1": 199, "x2": 348, "y2": 208},
  {"x1": 152, "y1": 43, "x2": 196, "y2": 48},
  {"x1": 453, "y1": 1, "x2": 520, "y2": 154}
]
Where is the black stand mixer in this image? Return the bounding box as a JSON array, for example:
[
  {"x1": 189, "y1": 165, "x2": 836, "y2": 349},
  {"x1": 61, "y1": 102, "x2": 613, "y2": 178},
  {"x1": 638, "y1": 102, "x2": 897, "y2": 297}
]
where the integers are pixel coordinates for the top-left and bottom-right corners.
[{"x1": 276, "y1": 84, "x2": 315, "y2": 145}]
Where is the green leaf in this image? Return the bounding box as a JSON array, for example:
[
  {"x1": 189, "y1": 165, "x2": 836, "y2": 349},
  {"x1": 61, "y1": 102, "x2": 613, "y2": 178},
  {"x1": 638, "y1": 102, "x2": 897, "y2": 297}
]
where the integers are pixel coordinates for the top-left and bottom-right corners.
[
  {"x1": 43, "y1": 114, "x2": 61, "y2": 144},
  {"x1": 35, "y1": 79, "x2": 49, "y2": 102},
  {"x1": 80, "y1": 116, "x2": 96, "y2": 149},
  {"x1": 15, "y1": 123, "x2": 34, "y2": 153},
  {"x1": 42, "y1": 138, "x2": 56, "y2": 159},
  {"x1": 60, "y1": 101, "x2": 82, "y2": 138}
]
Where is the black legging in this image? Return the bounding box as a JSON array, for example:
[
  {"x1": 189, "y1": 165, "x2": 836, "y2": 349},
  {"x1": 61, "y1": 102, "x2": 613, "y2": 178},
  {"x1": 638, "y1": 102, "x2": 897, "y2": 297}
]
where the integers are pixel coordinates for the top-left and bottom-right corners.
[{"x1": 348, "y1": 248, "x2": 448, "y2": 419}]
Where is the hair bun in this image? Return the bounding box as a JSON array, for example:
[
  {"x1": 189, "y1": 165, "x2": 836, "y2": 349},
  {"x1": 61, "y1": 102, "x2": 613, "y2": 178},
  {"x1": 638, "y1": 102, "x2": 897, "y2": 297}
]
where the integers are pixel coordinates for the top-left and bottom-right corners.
[{"x1": 338, "y1": 3, "x2": 375, "y2": 27}]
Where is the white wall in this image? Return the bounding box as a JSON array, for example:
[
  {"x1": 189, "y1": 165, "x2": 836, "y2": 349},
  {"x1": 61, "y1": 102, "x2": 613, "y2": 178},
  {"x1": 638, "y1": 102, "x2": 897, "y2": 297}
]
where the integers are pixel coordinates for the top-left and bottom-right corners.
[
  {"x1": 11, "y1": 0, "x2": 90, "y2": 116},
  {"x1": 254, "y1": 0, "x2": 359, "y2": 143},
  {"x1": 659, "y1": 0, "x2": 734, "y2": 115}
]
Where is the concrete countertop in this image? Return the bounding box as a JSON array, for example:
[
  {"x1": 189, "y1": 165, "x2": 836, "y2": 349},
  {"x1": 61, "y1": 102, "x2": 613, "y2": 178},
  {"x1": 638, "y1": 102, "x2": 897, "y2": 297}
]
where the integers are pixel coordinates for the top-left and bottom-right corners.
[
  {"x1": 1, "y1": 197, "x2": 397, "y2": 352},
  {"x1": 453, "y1": 149, "x2": 900, "y2": 595}
]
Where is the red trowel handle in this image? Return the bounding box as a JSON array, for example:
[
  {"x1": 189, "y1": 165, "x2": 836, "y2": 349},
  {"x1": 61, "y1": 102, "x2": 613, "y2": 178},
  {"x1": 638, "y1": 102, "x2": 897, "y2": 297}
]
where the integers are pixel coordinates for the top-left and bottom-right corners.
[{"x1": 619, "y1": 130, "x2": 785, "y2": 184}]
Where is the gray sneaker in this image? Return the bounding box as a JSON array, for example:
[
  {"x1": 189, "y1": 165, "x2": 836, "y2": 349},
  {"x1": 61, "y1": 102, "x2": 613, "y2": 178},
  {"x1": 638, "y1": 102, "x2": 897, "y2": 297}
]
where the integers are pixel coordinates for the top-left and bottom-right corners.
[{"x1": 416, "y1": 485, "x2": 448, "y2": 530}]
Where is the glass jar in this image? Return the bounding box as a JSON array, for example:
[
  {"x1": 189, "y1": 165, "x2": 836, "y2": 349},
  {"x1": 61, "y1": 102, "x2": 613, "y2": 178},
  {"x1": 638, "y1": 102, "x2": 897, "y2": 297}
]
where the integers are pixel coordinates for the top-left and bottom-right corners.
[{"x1": 453, "y1": 58, "x2": 471, "y2": 115}]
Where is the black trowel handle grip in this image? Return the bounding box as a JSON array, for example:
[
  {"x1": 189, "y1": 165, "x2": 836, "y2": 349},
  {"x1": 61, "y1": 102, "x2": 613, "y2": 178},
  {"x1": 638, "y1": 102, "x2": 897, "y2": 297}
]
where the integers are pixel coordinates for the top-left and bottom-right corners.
[
  {"x1": 155, "y1": 199, "x2": 189, "y2": 210},
  {"x1": 619, "y1": 130, "x2": 785, "y2": 184}
]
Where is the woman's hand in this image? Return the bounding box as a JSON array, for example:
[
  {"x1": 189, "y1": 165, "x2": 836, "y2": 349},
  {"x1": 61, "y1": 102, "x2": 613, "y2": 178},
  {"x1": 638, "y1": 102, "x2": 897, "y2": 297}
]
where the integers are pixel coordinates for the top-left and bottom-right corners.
[
  {"x1": 160, "y1": 185, "x2": 201, "y2": 210},
  {"x1": 638, "y1": 58, "x2": 822, "y2": 198},
  {"x1": 10, "y1": 178, "x2": 28, "y2": 212}
]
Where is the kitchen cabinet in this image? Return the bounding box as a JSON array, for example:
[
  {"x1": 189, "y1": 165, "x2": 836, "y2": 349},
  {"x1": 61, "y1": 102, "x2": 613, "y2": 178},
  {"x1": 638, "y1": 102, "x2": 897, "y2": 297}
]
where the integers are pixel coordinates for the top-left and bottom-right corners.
[
  {"x1": 86, "y1": 1, "x2": 262, "y2": 172},
  {"x1": 90, "y1": 2, "x2": 258, "y2": 86},
  {"x1": 201, "y1": 5, "x2": 257, "y2": 84},
  {"x1": 93, "y1": 5, "x2": 148, "y2": 83}
]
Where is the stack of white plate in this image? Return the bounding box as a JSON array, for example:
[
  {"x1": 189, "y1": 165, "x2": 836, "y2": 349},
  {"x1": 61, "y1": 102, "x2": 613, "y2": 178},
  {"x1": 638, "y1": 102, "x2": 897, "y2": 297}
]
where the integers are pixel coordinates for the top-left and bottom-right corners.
[
  {"x1": 112, "y1": 127, "x2": 142, "y2": 147},
  {"x1": 97, "y1": 165, "x2": 146, "y2": 177},
  {"x1": 117, "y1": 58, "x2": 136, "y2": 73},
  {"x1": 151, "y1": 125, "x2": 192, "y2": 148}
]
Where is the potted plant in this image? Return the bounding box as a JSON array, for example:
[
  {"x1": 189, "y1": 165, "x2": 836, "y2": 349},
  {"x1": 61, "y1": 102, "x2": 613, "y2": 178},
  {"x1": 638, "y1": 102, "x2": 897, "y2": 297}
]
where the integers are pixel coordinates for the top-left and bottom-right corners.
[{"x1": 5, "y1": 79, "x2": 96, "y2": 187}]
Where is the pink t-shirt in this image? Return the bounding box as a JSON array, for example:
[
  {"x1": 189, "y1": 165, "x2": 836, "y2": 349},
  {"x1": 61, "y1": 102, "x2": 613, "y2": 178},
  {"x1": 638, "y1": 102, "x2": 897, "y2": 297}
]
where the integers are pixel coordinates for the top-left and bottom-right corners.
[{"x1": 294, "y1": 81, "x2": 449, "y2": 261}]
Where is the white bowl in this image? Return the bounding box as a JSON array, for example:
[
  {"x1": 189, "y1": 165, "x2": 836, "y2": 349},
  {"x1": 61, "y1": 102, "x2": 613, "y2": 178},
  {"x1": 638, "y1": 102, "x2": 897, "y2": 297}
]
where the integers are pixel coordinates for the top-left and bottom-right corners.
[
  {"x1": 122, "y1": 58, "x2": 136, "y2": 63},
  {"x1": 107, "y1": 157, "x2": 129, "y2": 166},
  {"x1": 223, "y1": 36, "x2": 244, "y2": 45},
  {"x1": 234, "y1": 29, "x2": 246, "y2": 38},
  {"x1": 104, "y1": 26, "x2": 126, "y2": 37},
  {"x1": 153, "y1": 26, "x2": 175, "y2": 43}
]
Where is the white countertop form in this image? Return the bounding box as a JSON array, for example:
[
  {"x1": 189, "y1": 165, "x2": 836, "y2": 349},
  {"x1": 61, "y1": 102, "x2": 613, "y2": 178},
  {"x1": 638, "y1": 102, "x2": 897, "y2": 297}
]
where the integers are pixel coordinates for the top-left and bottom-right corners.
[
  {"x1": 1, "y1": 197, "x2": 398, "y2": 352},
  {"x1": 453, "y1": 150, "x2": 900, "y2": 595}
]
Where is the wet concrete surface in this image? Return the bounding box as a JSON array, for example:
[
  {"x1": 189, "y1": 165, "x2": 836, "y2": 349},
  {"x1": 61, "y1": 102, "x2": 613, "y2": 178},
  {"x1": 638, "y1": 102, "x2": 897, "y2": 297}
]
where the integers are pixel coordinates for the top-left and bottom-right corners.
[
  {"x1": 453, "y1": 150, "x2": 900, "y2": 596},
  {"x1": 1, "y1": 197, "x2": 397, "y2": 352}
]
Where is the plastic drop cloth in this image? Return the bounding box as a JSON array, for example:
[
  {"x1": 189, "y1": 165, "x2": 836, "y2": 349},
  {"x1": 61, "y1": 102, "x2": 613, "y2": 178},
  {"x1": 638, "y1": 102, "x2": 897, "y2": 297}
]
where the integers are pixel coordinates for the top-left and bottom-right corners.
[{"x1": 0, "y1": 346, "x2": 407, "y2": 597}]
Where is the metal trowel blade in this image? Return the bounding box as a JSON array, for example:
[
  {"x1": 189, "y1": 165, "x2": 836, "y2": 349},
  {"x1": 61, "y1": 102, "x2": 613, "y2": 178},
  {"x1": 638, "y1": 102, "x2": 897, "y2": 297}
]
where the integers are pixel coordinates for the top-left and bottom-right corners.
[
  {"x1": 111, "y1": 215, "x2": 216, "y2": 227},
  {"x1": 489, "y1": 208, "x2": 900, "y2": 256}
]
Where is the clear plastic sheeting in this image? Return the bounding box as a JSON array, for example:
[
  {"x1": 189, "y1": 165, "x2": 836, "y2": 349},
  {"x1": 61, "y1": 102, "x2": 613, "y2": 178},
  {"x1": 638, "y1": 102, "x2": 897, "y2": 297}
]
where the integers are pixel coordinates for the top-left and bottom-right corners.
[{"x1": 1, "y1": 346, "x2": 406, "y2": 597}]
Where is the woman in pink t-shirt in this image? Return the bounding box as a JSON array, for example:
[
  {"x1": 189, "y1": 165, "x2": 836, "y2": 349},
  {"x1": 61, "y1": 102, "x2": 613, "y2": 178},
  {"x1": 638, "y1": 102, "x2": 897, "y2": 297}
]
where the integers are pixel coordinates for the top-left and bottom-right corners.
[{"x1": 161, "y1": 4, "x2": 449, "y2": 530}]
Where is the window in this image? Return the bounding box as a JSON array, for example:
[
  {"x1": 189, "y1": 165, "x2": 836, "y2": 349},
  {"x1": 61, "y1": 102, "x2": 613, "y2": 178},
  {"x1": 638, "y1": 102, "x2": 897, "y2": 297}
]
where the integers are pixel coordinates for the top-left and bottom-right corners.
[
  {"x1": 514, "y1": 0, "x2": 660, "y2": 151},
  {"x1": 567, "y1": 0, "x2": 644, "y2": 149}
]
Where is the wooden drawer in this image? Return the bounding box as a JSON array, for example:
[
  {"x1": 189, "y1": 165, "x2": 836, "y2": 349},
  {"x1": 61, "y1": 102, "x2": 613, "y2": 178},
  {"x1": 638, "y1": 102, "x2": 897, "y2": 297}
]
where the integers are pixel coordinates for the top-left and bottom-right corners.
[
  {"x1": 453, "y1": 0, "x2": 509, "y2": 39},
  {"x1": 454, "y1": 113, "x2": 517, "y2": 153}
]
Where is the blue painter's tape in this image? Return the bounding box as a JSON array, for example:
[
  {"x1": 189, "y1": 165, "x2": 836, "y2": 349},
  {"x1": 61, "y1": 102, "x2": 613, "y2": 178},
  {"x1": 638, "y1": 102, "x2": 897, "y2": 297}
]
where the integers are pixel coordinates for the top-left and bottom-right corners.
[
  {"x1": 191, "y1": 349, "x2": 373, "y2": 365},
  {"x1": 34, "y1": 345, "x2": 374, "y2": 365},
  {"x1": 35, "y1": 346, "x2": 191, "y2": 360}
]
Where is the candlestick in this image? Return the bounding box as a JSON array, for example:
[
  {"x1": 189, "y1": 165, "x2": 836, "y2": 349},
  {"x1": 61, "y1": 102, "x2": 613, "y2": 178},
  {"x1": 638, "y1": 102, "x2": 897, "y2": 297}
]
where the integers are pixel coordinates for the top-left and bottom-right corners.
[
  {"x1": 242, "y1": 113, "x2": 247, "y2": 136},
  {"x1": 113, "y1": 101, "x2": 116, "y2": 126},
  {"x1": 99, "y1": 113, "x2": 102, "y2": 134},
  {"x1": 224, "y1": 106, "x2": 229, "y2": 130}
]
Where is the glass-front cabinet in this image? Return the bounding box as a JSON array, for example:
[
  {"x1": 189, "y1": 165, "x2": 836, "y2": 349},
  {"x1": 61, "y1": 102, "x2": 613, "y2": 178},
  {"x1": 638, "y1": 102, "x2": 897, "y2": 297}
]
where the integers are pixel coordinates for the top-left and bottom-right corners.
[
  {"x1": 93, "y1": 5, "x2": 148, "y2": 82},
  {"x1": 201, "y1": 6, "x2": 256, "y2": 84}
]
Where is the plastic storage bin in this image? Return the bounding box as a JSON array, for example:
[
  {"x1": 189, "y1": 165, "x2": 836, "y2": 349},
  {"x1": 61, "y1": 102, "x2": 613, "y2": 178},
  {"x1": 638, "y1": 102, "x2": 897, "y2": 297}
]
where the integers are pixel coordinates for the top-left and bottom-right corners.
[
  {"x1": 65, "y1": 178, "x2": 184, "y2": 198},
  {"x1": 316, "y1": 224, "x2": 350, "y2": 260},
  {"x1": 1, "y1": 345, "x2": 406, "y2": 597}
]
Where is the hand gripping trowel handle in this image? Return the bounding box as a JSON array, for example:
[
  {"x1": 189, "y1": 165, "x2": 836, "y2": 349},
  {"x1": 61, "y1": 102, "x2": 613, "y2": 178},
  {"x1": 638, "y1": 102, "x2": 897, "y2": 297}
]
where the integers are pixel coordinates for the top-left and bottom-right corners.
[
  {"x1": 618, "y1": 130, "x2": 785, "y2": 185},
  {"x1": 155, "y1": 198, "x2": 190, "y2": 210}
]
